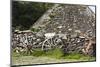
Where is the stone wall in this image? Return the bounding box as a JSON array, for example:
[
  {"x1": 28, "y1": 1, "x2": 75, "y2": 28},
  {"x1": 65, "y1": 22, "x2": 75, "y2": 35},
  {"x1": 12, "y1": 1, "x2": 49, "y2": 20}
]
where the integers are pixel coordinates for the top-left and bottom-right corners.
[{"x1": 12, "y1": 31, "x2": 96, "y2": 56}]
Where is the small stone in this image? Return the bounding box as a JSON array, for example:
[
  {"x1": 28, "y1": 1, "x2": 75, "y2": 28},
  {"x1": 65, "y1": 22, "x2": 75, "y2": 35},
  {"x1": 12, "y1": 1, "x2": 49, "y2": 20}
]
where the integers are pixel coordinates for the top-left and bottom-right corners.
[
  {"x1": 79, "y1": 36, "x2": 85, "y2": 38},
  {"x1": 68, "y1": 28, "x2": 72, "y2": 31},
  {"x1": 57, "y1": 26, "x2": 63, "y2": 29},
  {"x1": 75, "y1": 30, "x2": 81, "y2": 33},
  {"x1": 36, "y1": 39, "x2": 41, "y2": 42}
]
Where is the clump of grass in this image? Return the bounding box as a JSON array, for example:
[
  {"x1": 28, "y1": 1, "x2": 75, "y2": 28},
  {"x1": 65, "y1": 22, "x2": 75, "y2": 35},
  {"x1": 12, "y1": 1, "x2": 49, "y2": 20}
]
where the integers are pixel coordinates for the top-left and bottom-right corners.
[
  {"x1": 45, "y1": 48, "x2": 64, "y2": 59},
  {"x1": 31, "y1": 48, "x2": 64, "y2": 59},
  {"x1": 12, "y1": 51, "x2": 21, "y2": 57},
  {"x1": 12, "y1": 49, "x2": 34, "y2": 56},
  {"x1": 12, "y1": 49, "x2": 20, "y2": 57},
  {"x1": 63, "y1": 53, "x2": 83, "y2": 59},
  {"x1": 62, "y1": 52, "x2": 96, "y2": 61},
  {"x1": 32, "y1": 49, "x2": 45, "y2": 57}
]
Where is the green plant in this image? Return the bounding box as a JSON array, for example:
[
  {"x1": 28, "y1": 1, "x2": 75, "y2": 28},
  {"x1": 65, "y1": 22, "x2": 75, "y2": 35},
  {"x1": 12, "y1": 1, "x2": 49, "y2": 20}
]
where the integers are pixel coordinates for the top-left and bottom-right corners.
[
  {"x1": 65, "y1": 53, "x2": 82, "y2": 59},
  {"x1": 12, "y1": 51, "x2": 22, "y2": 57},
  {"x1": 45, "y1": 48, "x2": 64, "y2": 59},
  {"x1": 30, "y1": 28, "x2": 40, "y2": 32},
  {"x1": 32, "y1": 49, "x2": 45, "y2": 57},
  {"x1": 31, "y1": 48, "x2": 64, "y2": 59},
  {"x1": 62, "y1": 52, "x2": 95, "y2": 60}
]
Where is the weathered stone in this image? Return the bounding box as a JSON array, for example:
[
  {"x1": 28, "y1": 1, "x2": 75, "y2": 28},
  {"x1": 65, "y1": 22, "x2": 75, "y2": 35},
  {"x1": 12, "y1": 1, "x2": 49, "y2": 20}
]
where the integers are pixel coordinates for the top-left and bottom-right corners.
[{"x1": 12, "y1": 4, "x2": 96, "y2": 56}]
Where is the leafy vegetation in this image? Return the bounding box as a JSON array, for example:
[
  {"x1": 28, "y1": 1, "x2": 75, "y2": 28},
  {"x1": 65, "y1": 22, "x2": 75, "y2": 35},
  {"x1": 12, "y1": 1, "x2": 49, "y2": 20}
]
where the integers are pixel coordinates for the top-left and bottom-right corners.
[
  {"x1": 12, "y1": 48, "x2": 95, "y2": 66},
  {"x1": 45, "y1": 48, "x2": 64, "y2": 59},
  {"x1": 32, "y1": 49, "x2": 45, "y2": 57},
  {"x1": 12, "y1": 48, "x2": 95, "y2": 60},
  {"x1": 62, "y1": 53, "x2": 95, "y2": 60},
  {"x1": 12, "y1": 1, "x2": 53, "y2": 30}
]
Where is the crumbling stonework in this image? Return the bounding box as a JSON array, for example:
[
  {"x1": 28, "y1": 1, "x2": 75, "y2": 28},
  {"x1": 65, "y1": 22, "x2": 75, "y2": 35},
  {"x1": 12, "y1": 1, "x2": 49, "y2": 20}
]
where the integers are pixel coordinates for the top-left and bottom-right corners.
[
  {"x1": 12, "y1": 31, "x2": 96, "y2": 56},
  {"x1": 12, "y1": 4, "x2": 96, "y2": 56},
  {"x1": 33, "y1": 4, "x2": 95, "y2": 37}
]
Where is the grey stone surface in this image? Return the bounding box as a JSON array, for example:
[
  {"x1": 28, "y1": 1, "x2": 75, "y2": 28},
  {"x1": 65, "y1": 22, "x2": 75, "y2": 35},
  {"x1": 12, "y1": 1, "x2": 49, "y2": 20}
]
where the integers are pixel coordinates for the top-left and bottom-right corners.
[{"x1": 12, "y1": 4, "x2": 96, "y2": 56}]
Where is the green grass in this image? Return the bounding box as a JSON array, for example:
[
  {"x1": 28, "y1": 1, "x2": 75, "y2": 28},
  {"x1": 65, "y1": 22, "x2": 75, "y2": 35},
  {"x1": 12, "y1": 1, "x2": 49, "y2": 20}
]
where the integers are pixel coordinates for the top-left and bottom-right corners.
[
  {"x1": 30, "y1": 48, "x2": 64, "y2": 59},
  {"x1": 12, "y1": 48, "x2": 96, "y2": 61},
  {"x1": 45, "y1": 48, "x2": 64, "y2": 59},
  {"x1": 62, "y1": 53, "x2": 95, "y2": 61},
  {"x1": 12, "y1": 49, "x2": 96, "y2": 65},
  {"x1": 12, "y1": 51, "x2": 21, "y2": 57},
  {"x1": 63, "y1": 53, "x2": 83, "y2": 59},
  {"x1": 32, "y1": 49, "x2": 45, "y2": 57}
]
